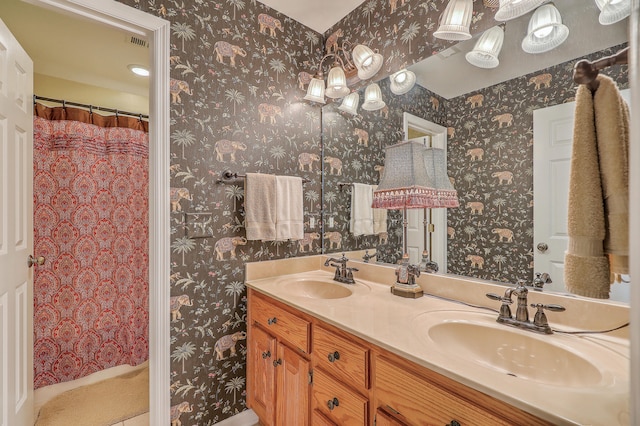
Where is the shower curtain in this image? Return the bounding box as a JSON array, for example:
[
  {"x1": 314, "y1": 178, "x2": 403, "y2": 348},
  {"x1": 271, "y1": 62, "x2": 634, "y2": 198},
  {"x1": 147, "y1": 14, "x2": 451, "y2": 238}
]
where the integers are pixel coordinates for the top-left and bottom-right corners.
[{"x1": 33, "y1": 103, "x2": 149, "y2": 388}]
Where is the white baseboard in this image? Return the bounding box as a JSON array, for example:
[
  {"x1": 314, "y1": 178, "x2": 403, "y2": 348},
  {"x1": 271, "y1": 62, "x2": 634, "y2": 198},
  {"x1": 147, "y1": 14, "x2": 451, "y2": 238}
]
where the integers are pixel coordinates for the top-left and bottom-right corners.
[{"x1": 215, "y1": 409, "x2": 259, "y2": 426}]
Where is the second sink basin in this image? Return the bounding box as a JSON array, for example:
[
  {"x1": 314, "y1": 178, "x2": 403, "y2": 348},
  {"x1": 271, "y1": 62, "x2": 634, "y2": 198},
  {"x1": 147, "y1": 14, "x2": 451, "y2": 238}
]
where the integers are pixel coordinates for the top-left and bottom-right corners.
[
  {"x1": 280, "y1": 279, "x2": 353, "y2": 299},
  {"x1": 416, "y1": 310, "x2": 627, "y2": 388}
]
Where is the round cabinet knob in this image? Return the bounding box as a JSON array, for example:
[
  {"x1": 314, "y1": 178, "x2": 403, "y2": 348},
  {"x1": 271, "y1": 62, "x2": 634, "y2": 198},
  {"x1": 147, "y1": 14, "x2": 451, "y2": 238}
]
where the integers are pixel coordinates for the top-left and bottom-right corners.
[
  {"x1": 273, "y1": 358, "x2": 282, "y2": 367},
  {"x1": 447, "y1": 421, "x2": 461, "y2": 426},
  {"x1": 327, "y1": 351, "x2": 340, "y2": 363},
  {"x1": 261, "y1": 351, "x2": 271, "y2": 359},
  {"x1": 327, "y1": 397, "x2": 339, "y2": 411},
  {"x1": 537, "y1": 242, "x2": 548, "y2": 253},
  {"x1": 267, "y1": 317, "x2": 277, "y2": 325}
]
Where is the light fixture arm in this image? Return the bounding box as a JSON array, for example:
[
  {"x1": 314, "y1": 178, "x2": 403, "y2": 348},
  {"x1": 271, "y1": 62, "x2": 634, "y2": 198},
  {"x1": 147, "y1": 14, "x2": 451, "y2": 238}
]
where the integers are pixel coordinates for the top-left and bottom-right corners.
[{"x1": 313, "y1": 52, "x2": 346, "y2": 79}]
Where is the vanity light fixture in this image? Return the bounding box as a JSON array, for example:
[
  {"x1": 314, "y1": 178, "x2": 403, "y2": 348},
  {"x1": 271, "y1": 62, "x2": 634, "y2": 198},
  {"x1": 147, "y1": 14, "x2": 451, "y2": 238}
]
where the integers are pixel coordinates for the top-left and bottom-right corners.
[
  {"x1": 338, "y1": 92, "x2": 360, "y2": 115},
  {"x1": 522, "y1": 3, "x2": 569, "y2": 54},
  {"x1": 433, "y1": 0, "x2": 474, "y2": 41},
  {"x1": 127, "y1": 64, "x2": 149, "y2": 77},
  {"x1": 465, "y1": 25, "x2": 505, "y2": 69},
  {"x1": 595, "y1": 0, "x2": 631, "y2": 25},
  {"x1": 389, "y1": 69, "x2": 417, "y2": 95},
  {"x1": 361, "y1": 83, "x2": 386, "y2": 111},
  {"x1": 494, "y1": 0, "x2": 548, "y2": 21},
  {"x1": 304, "y1": 43, "x2": 383, "y2": 104},
  {"x1": 352, "y1": 44, "x2": 384, "y2": 80}
]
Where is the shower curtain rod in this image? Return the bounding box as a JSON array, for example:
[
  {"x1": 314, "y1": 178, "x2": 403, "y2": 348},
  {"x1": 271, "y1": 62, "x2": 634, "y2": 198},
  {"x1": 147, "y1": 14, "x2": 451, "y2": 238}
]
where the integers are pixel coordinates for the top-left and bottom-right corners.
[{"x1": 34, "y1": 95, "x2": 149, "y2": 120}]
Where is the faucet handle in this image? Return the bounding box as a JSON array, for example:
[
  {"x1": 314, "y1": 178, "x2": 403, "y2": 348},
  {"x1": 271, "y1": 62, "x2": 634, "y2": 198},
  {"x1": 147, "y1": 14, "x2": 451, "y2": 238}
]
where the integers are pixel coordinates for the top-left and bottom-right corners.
[
  {"x1": 530, "y1": 303, "x2": 565, "y2": 333},
  {"x1": 486, "y1": 293, "x2": 512, "y2": 303},
  {"x1": 531, "y1": 303, "x2": 565, "y2": 312}
]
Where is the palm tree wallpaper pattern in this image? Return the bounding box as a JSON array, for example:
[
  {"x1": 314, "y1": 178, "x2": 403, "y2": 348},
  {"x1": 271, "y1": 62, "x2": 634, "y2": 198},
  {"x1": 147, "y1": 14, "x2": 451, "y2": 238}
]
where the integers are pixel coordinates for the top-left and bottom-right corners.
[{"x1": 110, "y1": 0, "x2": 619, "y2": 423}]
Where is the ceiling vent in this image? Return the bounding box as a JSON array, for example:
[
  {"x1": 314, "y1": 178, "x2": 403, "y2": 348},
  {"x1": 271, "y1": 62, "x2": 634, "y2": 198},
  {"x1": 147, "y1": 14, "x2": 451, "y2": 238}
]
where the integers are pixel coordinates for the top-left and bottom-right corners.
[{"x1": 126, "y1": 35, "x2": 149, "y2": 48}]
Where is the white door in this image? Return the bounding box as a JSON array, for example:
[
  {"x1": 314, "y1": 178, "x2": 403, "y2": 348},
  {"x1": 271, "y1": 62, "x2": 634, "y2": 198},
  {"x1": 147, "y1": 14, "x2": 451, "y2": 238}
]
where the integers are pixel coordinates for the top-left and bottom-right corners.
[
  {"x1": 0, "y1": 19, "x2": 34, "y2": 426},
  {"x1": 533, "y1": 89, "x2": 630, "y2": 300}
]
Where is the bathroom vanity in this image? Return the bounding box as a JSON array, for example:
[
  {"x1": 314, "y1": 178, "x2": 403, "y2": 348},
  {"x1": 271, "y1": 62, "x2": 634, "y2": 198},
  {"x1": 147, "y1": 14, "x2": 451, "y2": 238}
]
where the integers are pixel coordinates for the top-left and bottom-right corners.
[{"x1": 246, "y1": 256, "x2": 629, "y2": 426}]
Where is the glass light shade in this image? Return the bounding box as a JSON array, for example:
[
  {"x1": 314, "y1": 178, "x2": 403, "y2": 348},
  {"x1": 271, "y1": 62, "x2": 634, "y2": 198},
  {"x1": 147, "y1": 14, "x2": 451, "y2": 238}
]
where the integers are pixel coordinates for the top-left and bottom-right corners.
[
  {"x1": 433, "y1": 0, "x2": 473, "y2": 41},
  {"x1": 494, "y1": 0, "x2": 548, "y2": 21},
  {"x1": 361, "y1": 83, "x2": 386, "y2": 111},
  {"x1": 352, "y1": 44, "x2": 383, "y2": 80},
  {"x1": 325, "y1": 66, "x2": 350, "y2": 99},
  {"x1": 338, "y1": 92, "x2": 359, "y2": 115},
  {"x1": 465, "y1": 26, "x2": 504, "y2": 69},
  {"x1": 390, "y1": 69, "x2": 416, "y2": 95},
  {"x1": 595, "y1": 0, "x2": 631, "y2": 25},
  {"x1": 304, "y1": 77, "x2": 326, "y2": 104},
  {"x1": 522, "y1": 4, "x2": 569, "y2": 54}
]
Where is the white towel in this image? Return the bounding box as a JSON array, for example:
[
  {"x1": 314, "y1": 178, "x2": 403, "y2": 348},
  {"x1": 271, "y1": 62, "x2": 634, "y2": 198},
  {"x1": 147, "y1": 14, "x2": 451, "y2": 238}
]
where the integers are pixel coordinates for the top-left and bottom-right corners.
[
  {"x1": 350, "y1": 183, "x2": 374, "y2": 236},
  {"x1": 245, "y1": 173, "x2": 276, "y2": 241},
  {"x1": 372, "y1": 185, "x2": 388, "y2": 235},
  {"x1": 275, "y1": 175, "x2": 304, "y2": 241}
]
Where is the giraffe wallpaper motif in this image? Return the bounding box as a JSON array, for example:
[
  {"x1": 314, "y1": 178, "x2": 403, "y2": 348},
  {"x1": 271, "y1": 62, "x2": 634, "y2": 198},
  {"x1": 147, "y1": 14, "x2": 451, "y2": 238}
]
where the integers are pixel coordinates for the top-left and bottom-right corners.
[{"x1": 113, "y1": 0, "x2": 626, "y2": 423}]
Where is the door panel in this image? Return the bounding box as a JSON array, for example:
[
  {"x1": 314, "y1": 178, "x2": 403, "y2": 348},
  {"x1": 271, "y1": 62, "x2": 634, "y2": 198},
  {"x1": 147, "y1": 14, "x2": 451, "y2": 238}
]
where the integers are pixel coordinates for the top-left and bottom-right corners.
[{"x1": 0, "y1": 18, "x2": 34, "y2": 426}]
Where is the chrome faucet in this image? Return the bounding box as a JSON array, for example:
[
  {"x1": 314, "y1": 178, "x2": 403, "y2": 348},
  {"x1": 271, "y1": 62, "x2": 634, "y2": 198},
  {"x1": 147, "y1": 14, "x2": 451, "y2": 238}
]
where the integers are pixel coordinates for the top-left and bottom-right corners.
[
  {"x1": 324, "y1": 253, "x2": 358, "y2": 284},
  {"x1": 486, "y1": 280, "x2": 565, "y2": 334}
]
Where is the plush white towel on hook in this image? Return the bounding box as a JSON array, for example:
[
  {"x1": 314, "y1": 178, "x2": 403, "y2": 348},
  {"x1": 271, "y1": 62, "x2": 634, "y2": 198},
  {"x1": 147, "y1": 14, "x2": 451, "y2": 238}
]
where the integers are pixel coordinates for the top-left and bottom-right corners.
[
  {"x1": 350, "y1": 183, "x2": 374, "y2": 236},
  {"x1": 275, "y1": 175, "x2": 304, "y2": 241},
  {"x1": 372, "y1": 185, "x2": 387, "y2": 235},
  {"x1": 245, "y1": 173, "x2": 277, "y2": 241}
]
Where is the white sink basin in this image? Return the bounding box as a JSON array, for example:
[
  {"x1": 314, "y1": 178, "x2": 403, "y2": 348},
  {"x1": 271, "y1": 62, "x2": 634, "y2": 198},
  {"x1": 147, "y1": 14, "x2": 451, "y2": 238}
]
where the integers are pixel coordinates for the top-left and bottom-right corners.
[
  {"x1": 280, "y1": 279, "x2": 354, "y2": 299},
  {"x1": 416, "y1": 310, "x2": 627, "y2": 388}
]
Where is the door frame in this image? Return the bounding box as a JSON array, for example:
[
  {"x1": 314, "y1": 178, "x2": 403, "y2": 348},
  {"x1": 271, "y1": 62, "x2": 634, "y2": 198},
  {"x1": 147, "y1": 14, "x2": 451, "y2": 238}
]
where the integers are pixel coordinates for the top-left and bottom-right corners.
[
  {"x1": 25, "y1": 0, "x2": 170, "y2": 423},
  {"x1": 403, "y1": 112, "x2": 448, "y2": 272}
]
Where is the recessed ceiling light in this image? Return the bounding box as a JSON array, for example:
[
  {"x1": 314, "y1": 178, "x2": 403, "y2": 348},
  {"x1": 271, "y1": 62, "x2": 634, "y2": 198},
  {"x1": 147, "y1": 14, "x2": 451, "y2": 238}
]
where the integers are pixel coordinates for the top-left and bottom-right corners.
[{"x1": 128, "y1": 64, "x2": 149, "y2": 77}]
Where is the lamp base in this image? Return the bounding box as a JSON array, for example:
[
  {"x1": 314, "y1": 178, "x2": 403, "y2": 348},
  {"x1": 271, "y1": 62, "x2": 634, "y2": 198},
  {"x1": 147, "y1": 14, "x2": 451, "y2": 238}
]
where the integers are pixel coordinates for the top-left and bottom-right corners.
[{"x1": 390, "y1": 283, "x2": 424, "y2": 299}]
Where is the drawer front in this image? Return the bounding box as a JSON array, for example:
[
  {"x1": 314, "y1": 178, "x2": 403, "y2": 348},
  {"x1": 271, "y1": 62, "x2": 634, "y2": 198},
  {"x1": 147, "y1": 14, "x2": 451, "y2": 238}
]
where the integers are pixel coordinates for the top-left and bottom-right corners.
[
  {"x1": 312, "y1": 369, "x2": 368, "y2": 425},
  {"x1": 312, "y1": 409, "x2": 338, "y2": 426},
  {"x1": 251, "y1": 293, "x2": 310, "y2": 353},
  {"x1": 313, "y1": 325, "x2": 369, "y2": 390},
  {"x1": 375, "y1": 356, "x2": 509, "y2": 426}
]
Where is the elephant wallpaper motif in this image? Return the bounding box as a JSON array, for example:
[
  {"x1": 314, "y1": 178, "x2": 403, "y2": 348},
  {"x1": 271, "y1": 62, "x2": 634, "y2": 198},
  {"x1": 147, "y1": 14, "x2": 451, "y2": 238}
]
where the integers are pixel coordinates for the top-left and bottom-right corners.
[
  {"x1": 118, "y1": 0, "x2": 324, "y2": 422},
  {"x1": 113, "y1": 0, "x2": 625, "y2": 423},
  {"x1": 445, "y1": 43, "x2": 628, "y2": 284}
]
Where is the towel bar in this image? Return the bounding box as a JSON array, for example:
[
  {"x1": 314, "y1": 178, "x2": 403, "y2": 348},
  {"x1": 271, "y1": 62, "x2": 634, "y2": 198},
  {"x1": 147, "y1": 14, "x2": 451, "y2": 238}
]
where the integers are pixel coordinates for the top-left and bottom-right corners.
[{"x1": 217, "y1": 170, "x2": 311, "y2": 184}]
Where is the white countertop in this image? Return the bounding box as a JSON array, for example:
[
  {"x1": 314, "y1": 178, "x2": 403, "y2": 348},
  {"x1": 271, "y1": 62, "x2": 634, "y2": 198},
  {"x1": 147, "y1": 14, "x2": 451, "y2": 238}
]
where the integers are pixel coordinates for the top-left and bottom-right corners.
[{"x1": 246, "y1": 256, "x2": 630, "y2": 426}]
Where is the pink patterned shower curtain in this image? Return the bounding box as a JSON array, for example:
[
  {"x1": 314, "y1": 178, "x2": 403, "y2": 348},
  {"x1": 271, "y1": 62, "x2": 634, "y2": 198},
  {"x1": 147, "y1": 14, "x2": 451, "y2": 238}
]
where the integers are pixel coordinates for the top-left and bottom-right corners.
[{"x1": 33, "y1": 104, "x2": 149, "y2": 388}]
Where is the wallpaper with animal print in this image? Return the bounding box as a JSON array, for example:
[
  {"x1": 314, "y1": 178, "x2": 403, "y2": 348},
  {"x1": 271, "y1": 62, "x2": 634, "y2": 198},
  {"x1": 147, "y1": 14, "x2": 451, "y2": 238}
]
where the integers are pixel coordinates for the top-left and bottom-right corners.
[
  {"x1": 446, "y1": 43, "x2": 629, "y2": 284},
  {"x1": 112, "y1": 0, "x2": 625, "y2": 423},
  {"x1": 117, "y1": 0, "x2": 323, "y2": 423}
]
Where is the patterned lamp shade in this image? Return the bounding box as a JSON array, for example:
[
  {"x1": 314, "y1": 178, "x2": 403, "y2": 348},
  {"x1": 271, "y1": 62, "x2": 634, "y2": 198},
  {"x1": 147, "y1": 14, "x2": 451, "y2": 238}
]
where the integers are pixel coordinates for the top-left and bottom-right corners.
[
  {"x1": 372, "y1": 141, "x2": 459, "y2": 209},
  {"x1": 433, "y1": 0, "x2": 473, "y2": 41},
  {"x1": 595, "y1": 0, "x2": 631, "y2": 25},
  {"x1": 423, "y1": 147, "x2": 460, "y2": 208},
  {"x1": 465, "y1": 25, "x2": 505, "y2": 69},
  {"x1": 522, "y1": 4, "x2": 569, "y2": 54}
]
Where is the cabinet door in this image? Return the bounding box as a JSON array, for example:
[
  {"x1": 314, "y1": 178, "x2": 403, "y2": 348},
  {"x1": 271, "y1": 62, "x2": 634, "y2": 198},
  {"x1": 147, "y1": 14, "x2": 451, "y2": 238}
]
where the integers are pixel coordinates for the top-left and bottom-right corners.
[
  {"x1": 247, "y1": 325, "x2": 276, "y2": 425},
  {"x1": 375, "y1": 408, "x2": 409, "y2": 426},
  {"x1": 276, "y1": 343, "x2": 310, "y2": 426}
]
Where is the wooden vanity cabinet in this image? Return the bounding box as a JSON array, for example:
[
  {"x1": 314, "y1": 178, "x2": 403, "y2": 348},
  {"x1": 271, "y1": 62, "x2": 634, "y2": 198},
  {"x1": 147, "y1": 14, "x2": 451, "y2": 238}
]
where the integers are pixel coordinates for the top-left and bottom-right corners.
[
  {"x1": 247, "y1": 290, "x2": 311, "y2": 426},
  {"x1": 248, "y1": 289, "x2": 551, "y2": 426}
]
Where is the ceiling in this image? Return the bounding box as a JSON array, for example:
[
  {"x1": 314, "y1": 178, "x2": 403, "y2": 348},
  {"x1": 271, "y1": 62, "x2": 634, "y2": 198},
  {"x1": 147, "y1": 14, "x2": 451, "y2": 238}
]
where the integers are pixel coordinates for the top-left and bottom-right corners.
[
  {"x1": 259, "y1": 0, "x2": 365, "y2": 33},
  {"x1": 0, "y1": 0, "x2": 149, "y2": 98},
  {"x1": 411, "y1": 0, "x2": 629, "y2": 99}
]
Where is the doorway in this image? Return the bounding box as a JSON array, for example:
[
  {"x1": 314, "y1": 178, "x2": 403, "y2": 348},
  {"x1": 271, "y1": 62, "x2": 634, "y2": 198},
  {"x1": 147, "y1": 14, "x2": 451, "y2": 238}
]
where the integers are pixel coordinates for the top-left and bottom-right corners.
[{"x1": 0, "y1": 0, "x2": 169, "y2": 424}]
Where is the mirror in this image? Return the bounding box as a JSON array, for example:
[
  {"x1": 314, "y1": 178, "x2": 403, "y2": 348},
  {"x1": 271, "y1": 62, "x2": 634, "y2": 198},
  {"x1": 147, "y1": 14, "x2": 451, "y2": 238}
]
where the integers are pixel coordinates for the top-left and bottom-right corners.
[{"x1": 321, "y1": 1, "x2": 630, "y2": 302}]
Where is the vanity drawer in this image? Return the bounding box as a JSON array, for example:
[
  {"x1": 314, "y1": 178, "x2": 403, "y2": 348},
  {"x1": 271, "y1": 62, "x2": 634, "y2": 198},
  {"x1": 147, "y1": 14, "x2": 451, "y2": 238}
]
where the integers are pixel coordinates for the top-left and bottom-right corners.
[
  {"x1": 250, "y1": 293, "x2": 310, "y2": 353},
  {"x1": 311, "y1": 409, "x2": 337, "y2": 426},
  {"x1": 313, "y1": 324, "x2": 369, "y2": 390},
  {"x1": 375, "y1": 356, "x2": 510, "y2": 426},
  {"x1": 312, "y1": 368, "x2": 368, "y2": 425}
]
